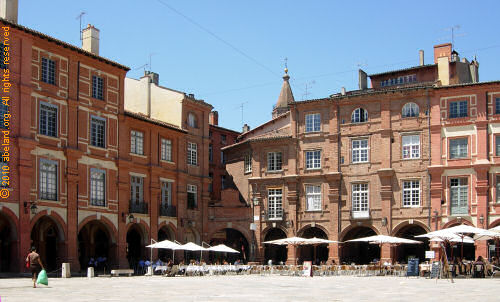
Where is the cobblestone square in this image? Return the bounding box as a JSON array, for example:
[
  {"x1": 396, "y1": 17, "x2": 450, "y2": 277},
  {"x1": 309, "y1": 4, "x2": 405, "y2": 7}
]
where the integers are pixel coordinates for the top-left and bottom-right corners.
[{"x1": 1, "y1": 275, "x2": 500, "y2": 302}]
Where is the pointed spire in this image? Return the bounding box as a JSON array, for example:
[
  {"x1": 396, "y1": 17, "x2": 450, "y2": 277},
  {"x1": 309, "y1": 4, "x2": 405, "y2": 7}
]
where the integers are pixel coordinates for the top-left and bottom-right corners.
[{"x1": 273, "y1": 67, "x2": 295, "y2": 118}]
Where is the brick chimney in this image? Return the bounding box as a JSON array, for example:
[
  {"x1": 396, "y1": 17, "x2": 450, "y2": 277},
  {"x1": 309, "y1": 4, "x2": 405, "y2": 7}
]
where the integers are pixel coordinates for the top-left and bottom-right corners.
[
  {"x1": 0, "y1": 0, "x2": 18, "y2": 23},
  {"x1": 419, "y1": 50, "x2": 424, "y2": 66},
  {"x1": 358, "y1": 69, "x2": 367, "y2": 90},
  {"x1": 242, "y1": 123, "x2": 250, "y2": 133},
  {"x1": 209, "y1": 111, "x2": 218, "y2": 126},
  {"x1": 82, "y1": 24, "x2": 100, "y2": 55},
  {"x1": 433, "y1": 43, "x2": 452, "y2": 64}
]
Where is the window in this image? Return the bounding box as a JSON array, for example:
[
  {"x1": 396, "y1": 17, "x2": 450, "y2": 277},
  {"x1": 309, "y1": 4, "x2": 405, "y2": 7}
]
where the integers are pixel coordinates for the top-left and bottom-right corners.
[
  {"x1": 497, "y1": 176, "x2": 500, "y2": 203},
  {"x1": 352, "y1": 183, "x2": 369, "y2": 217},
  {"x1": 244, "y1": 153, "x2": 252, "y2": 173},
  {"x1": 0, "y1": 161, "x2": 8, "y2": 187},
  {"x1": 92, "y1": 75, "x2": 104, "y2": 100},
  {"x1": 161, "y1": 138, "x2": 172, "y2": 161},
  {"x1": 221, "y1": 175, "x2": 226, "y2": 190},
  {"x1": 39, "y1": 103, "x2": 57, "y2": 137},
  {"x1": 90, "y1": 116, "x2": 106, "y2": 148},
  {"x1": 161, "y1": 181, "x2": 172, "y2": 206},
  {"x1": 449, "y1": 138, "x2": 468, "y2": 159},
  {"x1": 40, "y1": 159, "x2": 57, "y2": 200},
  {"x1": 130, "y1": 176, "x2": 143, "y2": 202},
  {"x1": 90, "y1": 168, "x2": 105, "y2": 206},
  {"x1": 402, "y1": 102, "x2": 419, "y2": 118},
  {"x1": 496, "y1": 98, "x2": 500, "y2": 115},
  {"x1": 187, "y1": 142, "x2": 197, "y2": 165},
  {"x1": 268, "y1": 188, "x2": 283, "y2": 219},
  {"x1": 380, "y1": 74, "x2": 417, "y2": 87},
  {"x1": 496, "y1": 136, "x2": 500, "y2": 156},
  {"x1": 267, "y1": 152, "x2": 282, "y2": 171},
  {"x1": 0, "y1": 43, "x2": 7, "y2": 70},
  {"x1": 402, "y1": 135, "x2": 420, "y2": 159},
  {"x1": 402, "y1": 180, "x2": 420, "y2": 207},
  {"x1": 221, "y1": 134, "x2": 227, "y2": 145},
  {"x1": 208, "y1": 173, "x2": 213, "y2": 192},
  {"x1": 187, "y1": 184, "x2": 197, "y2": 209},
  {"x1": 41, "y1": 57, "x2": 56, "y2": 85},
  {"x1": 305, "y1": 150, "x2": 321, "y2": 169},
  {"x1": 351, "y1": 108, "x2": 368, "y2": 123},
  {"x1": 449, "y1": 100, "x2": 468, "y2": 118},
  {"x1": 209, "y1": 144, "x2": 213, "y2": 162},
  {"x1": 0, "y1": 102, "x2": 8, "y2": 129},
  {"x1": 450, "y1": 178, "x2": 468, "y2": 215},
  {"x1": 352, "y1": 139, "x2": 368, "y2": 163},
  {"x1": 188, "y1": 113, "x2": 197, "y2": 128},
  {"x1": 306, "y1": 185, "x2": 321, "y2": 211},
  {"x1": 220, "y1": 151, "x2": 225, "y2": 164},
  {"x1": 305, "y1": 113, "x2": 321, "y2": 132},
  {"x1": 130, "y1": 130, "x2": 144, "y2": 155}
]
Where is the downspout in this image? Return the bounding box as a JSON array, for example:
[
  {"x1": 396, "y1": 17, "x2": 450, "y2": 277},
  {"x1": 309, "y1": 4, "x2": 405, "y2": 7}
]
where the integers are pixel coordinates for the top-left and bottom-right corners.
[
  {"x1": 76, "y1": 61, "x2": 80, "y2": 265},
  {"x1": 294, "y1": 106, "x2": 299, "y2": 236},
  {"x1": 336, "y1": 99, "x2": 342, "y2": 235},
  {"x1": 426, "y1": 88, "x2": 432, "y2": 229}
]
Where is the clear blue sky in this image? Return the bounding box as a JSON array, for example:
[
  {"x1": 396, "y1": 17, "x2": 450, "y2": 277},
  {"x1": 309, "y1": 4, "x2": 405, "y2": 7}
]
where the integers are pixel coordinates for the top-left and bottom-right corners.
[{"x1": 20, "y1": 0, "x2": 500, "y2": 132}]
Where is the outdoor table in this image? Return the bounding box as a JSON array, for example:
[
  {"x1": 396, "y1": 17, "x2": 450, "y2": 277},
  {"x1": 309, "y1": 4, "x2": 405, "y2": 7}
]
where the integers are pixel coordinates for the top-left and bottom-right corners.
[{"x1": 420, "y1": 264, "x2": 430, "y2": 276}]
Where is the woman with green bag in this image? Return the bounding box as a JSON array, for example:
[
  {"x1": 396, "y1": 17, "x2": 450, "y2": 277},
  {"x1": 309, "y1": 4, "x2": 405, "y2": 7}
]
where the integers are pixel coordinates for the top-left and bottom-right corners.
[{"x1": 26, "y1": 246, "x2": 45, "y2": 288}]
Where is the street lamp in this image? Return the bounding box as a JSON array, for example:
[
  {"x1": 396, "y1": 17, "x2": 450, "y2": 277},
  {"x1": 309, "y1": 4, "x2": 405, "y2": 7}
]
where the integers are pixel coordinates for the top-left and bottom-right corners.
[
  {"x1": 24, "y1": 201, "x2": 38, "y2": 214},
  {"x1": 479, "y1": 214, "x2": 485, "y2": 226}
]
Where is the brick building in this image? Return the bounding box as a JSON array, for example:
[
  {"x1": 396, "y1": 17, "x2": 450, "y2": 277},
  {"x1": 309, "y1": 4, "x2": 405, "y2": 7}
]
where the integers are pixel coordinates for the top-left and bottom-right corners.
[{"x1": 223, "y1": 44, "x2": 498, "y2": 264}]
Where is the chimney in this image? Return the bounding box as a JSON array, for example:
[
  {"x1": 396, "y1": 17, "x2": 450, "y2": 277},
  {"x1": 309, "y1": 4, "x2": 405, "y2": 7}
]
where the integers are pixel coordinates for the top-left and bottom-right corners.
[
  {"x1": 82, "y1": 24, "x2": 100, "y2": 55},
  {"x1": 143, "y1": 71, "x2": 159, "y2": 85},
  {"x1": 242, "y1": 124, "x2": 250, "y2": 133},
  {"x1": 358, "y1": 69, "x2": 367, "y2": 90},
  {"x1": 419, "y1": 50, "x2": 424, "y2": 66},
  {"x1": 433, "y1": 43, "x2": 452, "y2": 64},
  {"x1": 341, "y1": 87, "x2": 346, "y2": 96},
  {"x1": 209, "y1": 111, "x2": 218, "y2": 126},
  {"x1": 470, "y1": 58, "x2": 479, "y2": 83},
  {"x1": 188, "y1": 93, "x2": 195, "y2": 99},
  {"x1": 0, "y1": 0, "x2": 18, "y2": 23}
]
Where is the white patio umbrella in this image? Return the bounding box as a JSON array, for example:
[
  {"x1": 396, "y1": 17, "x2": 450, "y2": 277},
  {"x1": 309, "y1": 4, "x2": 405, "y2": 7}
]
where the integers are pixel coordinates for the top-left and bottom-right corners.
[
  {"x1": 263, "y1": 236, "x2": 311, "y2": 265},
  {"x1": 207, "y1": 244, "x2": 240, "y2": 254},
  {"x1": 146, "y1": 239, "x2": 184, "y2": 267},
  {"x1": 180, "y1": 242, "x2": 207, "y2": 263},
  {"x1": 303, "y1": 237, "x2": 341, "y2": 264},
  {"x1": 430, "y1": 235, "x2": 475, "y2": 244},
  {"x1": 347, "y1": 235, "x2": 422, "y2": 269}
]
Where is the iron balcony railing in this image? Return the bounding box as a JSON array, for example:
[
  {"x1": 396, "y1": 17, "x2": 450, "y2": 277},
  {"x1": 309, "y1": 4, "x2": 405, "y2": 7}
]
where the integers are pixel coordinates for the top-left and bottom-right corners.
[
  {"x1": 129, "y1": 200, "x2": 148, "y2": 214},
  {"x1": 159, "y1": 204, "x2": 177, "y2": 217}
]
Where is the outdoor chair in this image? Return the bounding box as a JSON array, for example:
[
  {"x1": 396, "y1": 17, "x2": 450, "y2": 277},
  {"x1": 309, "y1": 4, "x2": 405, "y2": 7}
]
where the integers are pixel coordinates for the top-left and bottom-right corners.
[{"x1": 474, "y1": 264, "x2": 485, "y2": 278}]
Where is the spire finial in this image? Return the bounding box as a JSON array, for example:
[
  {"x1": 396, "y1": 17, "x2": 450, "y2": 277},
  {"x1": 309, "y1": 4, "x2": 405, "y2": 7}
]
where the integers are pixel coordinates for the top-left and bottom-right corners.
[{"x1": 284, "y1": 57, "x2": 288, "y2": 74}]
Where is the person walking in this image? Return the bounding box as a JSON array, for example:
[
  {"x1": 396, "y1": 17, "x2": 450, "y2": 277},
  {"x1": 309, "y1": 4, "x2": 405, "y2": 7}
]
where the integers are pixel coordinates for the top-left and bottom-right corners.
[{"x1": 26, "y1": 246, "x2": 44, "y2": 288}]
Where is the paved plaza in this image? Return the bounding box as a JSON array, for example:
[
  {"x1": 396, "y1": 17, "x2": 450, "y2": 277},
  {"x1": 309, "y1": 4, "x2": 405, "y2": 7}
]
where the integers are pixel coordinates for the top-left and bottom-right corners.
[{"x1": 1, "y1": 275, "x2": 500, "y2": 302}]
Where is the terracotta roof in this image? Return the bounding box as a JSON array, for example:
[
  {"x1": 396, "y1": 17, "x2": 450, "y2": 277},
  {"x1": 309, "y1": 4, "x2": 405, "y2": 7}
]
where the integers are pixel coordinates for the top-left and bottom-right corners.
[
  {"x1": 275, "y1": 69, "x2": 295, "y2": 108},
  {"x1": 222, "y1": 134, "x2": 292, "y2": 150},
  {"x1": 369, "y1": 64, "x2": 436, "y2": 77},
  {"x1": 209, "y1": 124, "x2": 241, "y2": 135},
  {"x1": 0, "y1": 18, "x2": 129, "y2": 71},
  {"x1": 237, "y1": 111, "x2": 289, "y2": 140},
  {"x1": 434, "y1": 80, "x2": 500, "y2": 89},
  {"x1": 124, "y1": 111, "x2": 186, "y2": 133}
]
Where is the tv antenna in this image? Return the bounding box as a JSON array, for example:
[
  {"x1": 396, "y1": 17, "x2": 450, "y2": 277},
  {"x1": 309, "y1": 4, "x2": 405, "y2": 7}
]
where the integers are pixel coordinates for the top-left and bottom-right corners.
[
  {"x1": 302, "y1": 80, "x2": 316, "y2": 100},
  {"x1": 148, "y1": 53, "x2": 157, "y2": 71},
  {"x1": 76, "y1": 12, "x2": 86, "y2": 41},
  {"x1": 442, "y1": 25, "x2": 466, "y2": 50},
  {"x1": 233, "y1": 101, "x2": 249, "y2": 126}
]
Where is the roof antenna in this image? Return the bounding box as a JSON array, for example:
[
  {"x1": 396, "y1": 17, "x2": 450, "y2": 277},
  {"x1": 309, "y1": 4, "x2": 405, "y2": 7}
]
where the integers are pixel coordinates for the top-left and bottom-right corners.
[
  {"x1": 76, "y1": 12, "x2": 86, "y2": 41},
  {"x1": 148, "y1": 53, "x2": 157, "y2": 72},
  {"x1": 233, "y1": 101, "x2": 249, "y2": 126}
]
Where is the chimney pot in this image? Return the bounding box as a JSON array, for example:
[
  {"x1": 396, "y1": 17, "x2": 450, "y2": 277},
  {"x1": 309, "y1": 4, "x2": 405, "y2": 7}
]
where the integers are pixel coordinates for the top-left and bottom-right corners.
[
  {"x1": 82, "y1": 24, "x2": 100, "y2": 55},
  {"x1": 358, "y1": 69, "x2": 367, "y2": 90},
  {"x1": 419, "y1": 50, "x2": 424, "y2": 66},
  {"x1": 0, "y1": 0, "x2": 18, "y2": 23},
  {"x1": 242, "y1": 124, "x2": 250, "y2": 133},
  {"x1": 341, "y1": 87, "x2": 346, "y2": 95}
]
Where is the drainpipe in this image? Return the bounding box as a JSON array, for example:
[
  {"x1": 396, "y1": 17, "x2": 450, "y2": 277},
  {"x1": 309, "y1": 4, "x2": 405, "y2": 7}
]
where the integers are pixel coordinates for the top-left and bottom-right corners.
[
  {"x1": 336, "y1": 99, "x2": 342, "y2": 235},
  {"x1": 426, "y1": 88, "x2": 432, "y2": 229}
]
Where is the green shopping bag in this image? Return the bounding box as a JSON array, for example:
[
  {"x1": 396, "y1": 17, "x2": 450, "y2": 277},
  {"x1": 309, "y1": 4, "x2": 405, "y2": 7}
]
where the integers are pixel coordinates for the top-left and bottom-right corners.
[{"x1": 36, "y1": 269, "x2": 48, "y2": 286}]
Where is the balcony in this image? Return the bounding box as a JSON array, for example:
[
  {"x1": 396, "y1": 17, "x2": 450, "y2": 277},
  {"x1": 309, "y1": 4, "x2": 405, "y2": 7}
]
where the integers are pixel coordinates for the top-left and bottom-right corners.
[
  {"x1": 159, "y1": 204, "x2": 177, "y2": 217},
  {"x1": 129, "y1": 200, "x2": 148, "y2": 214}
]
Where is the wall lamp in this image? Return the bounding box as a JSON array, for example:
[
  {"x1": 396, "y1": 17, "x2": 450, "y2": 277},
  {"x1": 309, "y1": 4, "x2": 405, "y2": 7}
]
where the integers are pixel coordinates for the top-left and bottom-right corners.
[
  {"x1": 252, "y1": 197, "x2": 259, "y2": 206},
  {"x1": 479, "y1": 214, "x2": 485, "y2": 226},
  {"x1": 122, "y1": 212, "x2": 134, "y2": 223},
  {"x1": 24, "y1": 201, "x2": 38, "y2": 215},
  {"x1": 381, "y1": 217, "x2": 388, "y2": 226}
]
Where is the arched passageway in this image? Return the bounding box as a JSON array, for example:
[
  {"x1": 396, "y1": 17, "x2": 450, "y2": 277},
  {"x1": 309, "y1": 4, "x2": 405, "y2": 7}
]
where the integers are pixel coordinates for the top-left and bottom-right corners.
[
  {"x1": 157, "y1": 226, "x2": 175, "y2": 261},
  {"x1": 341, "y1": 226, "x2": 378, "y2": 264},
  {"x1": 78, "y1": 220, "x2": 115, "y2": 272},
  {"x1": 209, "y1": 228, "x2": 249, "y2": 264},
  {"x1": 298, "y1": 227, "x2": 328, "y2": 264},
  {"x1": 0, "y1": 212, "x2": 17, "y2": 272},
  {"x1": 394, "y1": 224, "x2": 429, "y2": 263},
  {"x1": 31, "y1": 216, "x2": 64, "y2": 272},
  {"x1": 183, "y1": 228, "x2": 201, "y2": 262},
  {"x1": 263, "y1": 228, "x2": 287, "y2": 265},
  {"x1": 126, "y1": 224, "x2": 146, "y2": 269}
]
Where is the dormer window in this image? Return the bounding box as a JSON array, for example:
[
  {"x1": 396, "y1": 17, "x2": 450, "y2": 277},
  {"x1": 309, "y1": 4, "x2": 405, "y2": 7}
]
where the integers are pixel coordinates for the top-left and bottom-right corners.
[
  {"x1": 188, "y1": 113, "x2": 197, "y2": 128},
  {"x1": 402, "y1": 102, "x2": 419, "y2": 118},
  {"x1": 351, "y1": 108, "x2": 368, "y2": 123}
]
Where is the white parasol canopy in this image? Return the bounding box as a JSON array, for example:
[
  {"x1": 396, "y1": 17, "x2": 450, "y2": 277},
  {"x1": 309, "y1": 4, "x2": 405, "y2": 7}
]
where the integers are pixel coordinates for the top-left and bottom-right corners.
[
  {"x1": 146, "y1": 239, "x2": 183, "y2": 250},
  {"x1": 305, "y1": 237, "x2": 341, "y2": 244},
  {"x1": 263, "y1": 236, "x2": 311, "y2": 246},
  {"x1": 430, "y1": 235, "x2": 475, "y2": 244},
  {"x1": 207, "y1": 244, "x2": 240, "y2": 253},
  {"x1": 347, "y1": 235, "x2": 422, "y2": 245},
  {"x1": 180, "y1": 242, "x2": 207, "y2": 251},
  {"x1": 473, "y1": 230, "x2": 500, "y2": 241}
]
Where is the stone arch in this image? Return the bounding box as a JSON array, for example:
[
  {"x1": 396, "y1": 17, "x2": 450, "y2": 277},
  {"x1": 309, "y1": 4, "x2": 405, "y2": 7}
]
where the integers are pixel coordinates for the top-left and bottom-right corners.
[
  {"x1": 297, "y1": 224, "x2": 330, "y2": 239},
  {"x1": 391, "y1": 220, "x2": 430, "y2": 237},
  {"x1": 261, "y1": 225, "x2": 288, "y2": 242},
  {"x1": 126, "y1": 220, "x2": 150, "y2": 245},
  {"x1": 78, "y1": 215, "x2": 117, "y2": 243},
  {"x1": 489, "y1": 218, "x2": 500, "y2": 229},
  {"x1": 340, "y1": 225, "x2": 379, "y2": 264},
  {"x1": 30, "y1": 210, "x2": 66, "y2": 241},
  {"x1": 0, "y1": 208, "x2": 19, "y2": 272},
  {"x1": 208, "y1": 228, "x2": 250, "y2": 263},
  {"x1": 392, "y1": 222, "x2": 430, "y2": 263},
  {"x1": 339, "y1": 224, "x2": 379, "y2": 242},
  {"x1": 442, "y1": 219, "x2": 474, "y2": 229},
  {"x1": 297, "y1": 225, "x2": 329, "y2": 264},
  {"x1": 208, "y1": 224, "x2": 251, "y2": 246},
  {"x1": 263, "y1": 227, "x2": 287, "y2": 265}
]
